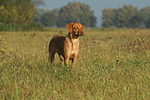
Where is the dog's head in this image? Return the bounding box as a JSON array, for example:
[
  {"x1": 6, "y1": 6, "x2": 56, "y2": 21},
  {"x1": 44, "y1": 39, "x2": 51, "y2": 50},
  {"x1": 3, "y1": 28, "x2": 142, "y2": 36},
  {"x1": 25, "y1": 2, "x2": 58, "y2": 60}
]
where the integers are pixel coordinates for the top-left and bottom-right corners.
[{"x1": 66, "y1": 22, "x2": 84, "y2": 36}]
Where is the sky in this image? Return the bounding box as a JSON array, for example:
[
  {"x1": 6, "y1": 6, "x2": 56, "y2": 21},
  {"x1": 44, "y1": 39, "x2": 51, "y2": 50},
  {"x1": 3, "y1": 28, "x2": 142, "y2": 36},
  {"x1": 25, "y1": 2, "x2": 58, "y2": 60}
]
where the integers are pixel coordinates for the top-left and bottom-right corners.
[{"x1": 39, "y1": 0, "x2": 150, "y2": 27}]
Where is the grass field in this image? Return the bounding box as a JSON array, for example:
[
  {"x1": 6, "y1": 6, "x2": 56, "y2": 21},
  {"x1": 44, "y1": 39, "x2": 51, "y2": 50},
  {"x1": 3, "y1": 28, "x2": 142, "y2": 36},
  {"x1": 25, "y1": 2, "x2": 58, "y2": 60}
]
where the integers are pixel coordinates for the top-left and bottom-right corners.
[{"x1": 0, "y1": 28, "x2": 150, "y2": 99}]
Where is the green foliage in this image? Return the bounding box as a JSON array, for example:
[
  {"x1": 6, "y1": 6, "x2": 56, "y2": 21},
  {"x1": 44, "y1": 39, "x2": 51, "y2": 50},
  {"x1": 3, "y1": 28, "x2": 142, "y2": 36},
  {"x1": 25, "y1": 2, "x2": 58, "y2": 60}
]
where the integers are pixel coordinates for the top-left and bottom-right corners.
[
  {"x1": 0, "y1": 22, "x2": 43, "y2": 31},
  {"x1": 33, "y1": 8, "x2": 46, "y2": 25},
  {"x1": 22, "y1": 23, "x2": 44, "y2": 31},
  {"x1": 0, "y1": 22, "x2": 20, "y2": 31},
  {"x1": 102, "y1": 5, "x2": 140, "y2": 28},
  {"x1": 102, "y1": 8, "x2": 117, "y2": 27},
  {"x1": 0, "y1": 0, "x2": 36, "y2": 24},
  {"x1": 0, "y1": 0, "x2": 44, "y2": 31},
  {"x1": 41, "y1": 9, "x2": 59, "y2": 27},
  {"x1": 138, "y1": 6, "x2": 150, "y2": 28},
  {"x1": 89, "y1": 15, "x2": 97, "y2": 27},
  {"x1": 57, "y1": 2, "x2": 97, "y2": 27},
  {"x1": 116, "y1": 5, "x2": 138, "y2": 28},
  {"x1": 33, "y1": 2, "x2": 97, "y2": 27},
  {"x1": 33, "y1": 8, "x2": 59, "y2": 27},
  {"x1": 102, "y1": 5, "x2": 150, "y2": 28},
  {"x1": 0, "y1": 22, "x2": 6, "y2": 31}
]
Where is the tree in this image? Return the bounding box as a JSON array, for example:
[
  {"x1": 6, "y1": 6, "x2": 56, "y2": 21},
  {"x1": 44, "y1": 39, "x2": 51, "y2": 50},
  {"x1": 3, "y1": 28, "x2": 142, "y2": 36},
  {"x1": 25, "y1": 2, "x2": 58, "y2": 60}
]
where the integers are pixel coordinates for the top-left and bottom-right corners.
[
  {"x1": 130, "y1": 15, "x2": 141, "y2": 28},
  {"x1": 116, "y1": 5, "x2": 138, "y2": 28},
  {"x1": 102, "y1": 8, "x2": 117, "y2": 27},
  {"x1": 89, "y1": 15, "x2": 97, "y2": 27},
  {"x1": 79, "y1": 3, "x2": 97, "y2": 27},
  {"x1": 138, "y1": 6, "x2": 150, "y2": 28},
  {"x1": 33, "y1": 8, "x2": 46, "y2": 25},
  {"x1": 102, "y1": 5, "x2": 139, "y2": 28},
  {"x1": 0, "y1": 0, "x2": 44, "y2": 25},
  {"x1": 41, "y1": 8, "x2": 59, "y2": 27},
  {"x1": 57, "y1": 2, "x2": 97, "y2": 27}
]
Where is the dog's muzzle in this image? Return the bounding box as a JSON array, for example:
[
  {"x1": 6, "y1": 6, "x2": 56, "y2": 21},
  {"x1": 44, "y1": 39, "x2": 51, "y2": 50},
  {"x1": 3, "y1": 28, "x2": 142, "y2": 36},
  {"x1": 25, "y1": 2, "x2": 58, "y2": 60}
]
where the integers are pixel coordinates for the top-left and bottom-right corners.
[{"x1": 79, "y1": 31, "x2": 84, "y2": 36}]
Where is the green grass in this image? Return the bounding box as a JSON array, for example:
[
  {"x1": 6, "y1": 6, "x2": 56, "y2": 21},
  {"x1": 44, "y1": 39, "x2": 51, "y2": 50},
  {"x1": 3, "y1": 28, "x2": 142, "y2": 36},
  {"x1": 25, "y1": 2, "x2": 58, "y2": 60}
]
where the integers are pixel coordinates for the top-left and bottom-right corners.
[{"x1": 0, "y1": 28, "x2": 150, "y2": 99}]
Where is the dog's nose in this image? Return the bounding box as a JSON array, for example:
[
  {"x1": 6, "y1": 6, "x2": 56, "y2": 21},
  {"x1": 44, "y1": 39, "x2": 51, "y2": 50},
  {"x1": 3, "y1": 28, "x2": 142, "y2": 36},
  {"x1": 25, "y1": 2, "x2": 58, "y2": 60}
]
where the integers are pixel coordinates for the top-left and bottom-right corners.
[
  {"x1": 81, "y1": 31, "x2": 84, "y2": 34},
  {"x1": 80, "y1": 31, "x2": 84, "y2": 36}
]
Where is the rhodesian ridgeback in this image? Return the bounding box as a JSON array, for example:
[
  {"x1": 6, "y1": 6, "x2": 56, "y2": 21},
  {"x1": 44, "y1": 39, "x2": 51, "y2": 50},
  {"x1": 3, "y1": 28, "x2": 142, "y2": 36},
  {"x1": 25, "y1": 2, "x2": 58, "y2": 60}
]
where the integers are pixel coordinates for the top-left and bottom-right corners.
[{"x1": 49, "y1": 22, "x2": 84, "y2": 66}]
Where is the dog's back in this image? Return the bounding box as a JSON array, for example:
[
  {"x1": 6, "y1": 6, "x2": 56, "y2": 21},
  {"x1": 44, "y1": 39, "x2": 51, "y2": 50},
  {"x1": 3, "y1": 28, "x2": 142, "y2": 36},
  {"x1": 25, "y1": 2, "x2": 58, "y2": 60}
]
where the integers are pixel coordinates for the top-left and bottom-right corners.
[
  {"x1": 50, "y1": 35, "x2": 65, "y2": 45},
  {"x1": 49, "y1": 35, "x2": 65, "y2": 56}
]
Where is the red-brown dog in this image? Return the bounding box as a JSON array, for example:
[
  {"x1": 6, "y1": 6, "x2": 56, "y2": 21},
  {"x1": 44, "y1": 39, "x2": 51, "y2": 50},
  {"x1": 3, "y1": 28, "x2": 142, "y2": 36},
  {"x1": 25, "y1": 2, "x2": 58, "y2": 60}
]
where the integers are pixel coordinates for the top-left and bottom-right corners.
[{"x1": 49, "y1": 22, "x2": 84, "y2": 66}]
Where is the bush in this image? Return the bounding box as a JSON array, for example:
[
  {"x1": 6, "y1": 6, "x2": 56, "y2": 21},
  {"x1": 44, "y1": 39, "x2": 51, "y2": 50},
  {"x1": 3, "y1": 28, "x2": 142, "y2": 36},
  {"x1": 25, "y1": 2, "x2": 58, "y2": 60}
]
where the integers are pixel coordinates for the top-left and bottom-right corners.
[
  {"x1": 22, "y1": 23, "x2": 44, "y2": 31},
  {"x1": 0, "y1": 22, "x2": 43, "y2": 31},
  {"x1": 0, "y1": 22, "x2": 6, "y2": 31}
]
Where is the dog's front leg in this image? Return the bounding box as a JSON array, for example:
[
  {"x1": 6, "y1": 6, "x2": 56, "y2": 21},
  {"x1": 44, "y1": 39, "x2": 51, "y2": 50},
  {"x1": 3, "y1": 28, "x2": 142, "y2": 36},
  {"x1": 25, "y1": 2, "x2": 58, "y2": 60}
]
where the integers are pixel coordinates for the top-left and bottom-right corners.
[
  {"x1": 64, "y1": 57, "x2": 70, "y2": 65},
  {"x1": 72, "y1": 57, "x2": 77, "y2": 66}
]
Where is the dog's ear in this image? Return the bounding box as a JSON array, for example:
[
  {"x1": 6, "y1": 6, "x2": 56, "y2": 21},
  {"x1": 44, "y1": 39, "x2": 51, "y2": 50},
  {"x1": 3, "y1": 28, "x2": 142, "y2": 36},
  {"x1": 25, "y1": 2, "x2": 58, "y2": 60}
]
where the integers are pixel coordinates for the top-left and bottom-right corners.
[{"x1": 66, "y1": 23, "x2": 74, "y2": 33}]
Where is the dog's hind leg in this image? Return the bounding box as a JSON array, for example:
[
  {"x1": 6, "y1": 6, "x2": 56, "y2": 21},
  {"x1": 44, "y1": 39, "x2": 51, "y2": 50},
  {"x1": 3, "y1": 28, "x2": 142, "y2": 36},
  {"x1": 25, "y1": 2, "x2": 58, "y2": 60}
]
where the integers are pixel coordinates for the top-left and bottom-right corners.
[
  {"x1": 49, "y1": 52, "x2": 55, "y2": 64},
  {"x1": 60, "y1": 55, "x2": 64, "y2": 66}
]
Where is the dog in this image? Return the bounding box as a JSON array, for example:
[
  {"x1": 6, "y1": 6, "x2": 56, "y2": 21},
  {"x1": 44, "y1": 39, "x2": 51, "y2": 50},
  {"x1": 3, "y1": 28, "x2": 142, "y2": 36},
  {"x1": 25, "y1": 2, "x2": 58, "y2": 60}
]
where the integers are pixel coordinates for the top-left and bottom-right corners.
[{"x1": 49, "y1": 22, "x2": 84, "y2": 66}]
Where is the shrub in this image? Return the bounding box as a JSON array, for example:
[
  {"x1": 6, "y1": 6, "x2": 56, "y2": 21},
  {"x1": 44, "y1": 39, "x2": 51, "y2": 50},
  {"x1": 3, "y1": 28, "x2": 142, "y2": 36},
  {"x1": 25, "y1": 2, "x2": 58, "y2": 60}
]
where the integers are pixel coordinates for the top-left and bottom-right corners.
[{"x1": 0, "y1": 22, "x2": 43, "y2": 31}]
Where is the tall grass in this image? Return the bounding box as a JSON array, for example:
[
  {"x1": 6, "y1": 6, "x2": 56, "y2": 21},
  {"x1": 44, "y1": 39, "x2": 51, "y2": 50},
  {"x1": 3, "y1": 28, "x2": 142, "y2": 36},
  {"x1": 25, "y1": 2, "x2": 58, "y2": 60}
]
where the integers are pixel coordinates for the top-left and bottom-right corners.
[{"x1": 0, "y1": 28, "x2": 150, "y2": 99}]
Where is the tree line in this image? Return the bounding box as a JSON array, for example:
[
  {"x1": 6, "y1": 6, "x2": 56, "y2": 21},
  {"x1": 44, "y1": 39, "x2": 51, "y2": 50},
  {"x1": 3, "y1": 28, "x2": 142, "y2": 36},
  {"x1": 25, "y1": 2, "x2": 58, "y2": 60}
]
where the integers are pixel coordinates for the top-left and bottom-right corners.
[
  {"x1": 33, "y1": 2, "x2": 97, "y2": 28},
  {"x1": 0, "y1": 0, "x2": 150, "y2": 31},
  {"x1": 102, "y1": 5, "x2": 150, "y2": 28}
]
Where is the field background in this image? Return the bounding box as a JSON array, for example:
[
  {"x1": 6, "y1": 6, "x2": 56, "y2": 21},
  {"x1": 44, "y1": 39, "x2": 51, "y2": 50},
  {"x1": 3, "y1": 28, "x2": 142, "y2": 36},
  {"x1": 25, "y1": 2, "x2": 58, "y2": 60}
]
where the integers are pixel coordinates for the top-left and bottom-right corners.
[{"x1": 0, "y1": 28, "x2": 150, "y2": 99}]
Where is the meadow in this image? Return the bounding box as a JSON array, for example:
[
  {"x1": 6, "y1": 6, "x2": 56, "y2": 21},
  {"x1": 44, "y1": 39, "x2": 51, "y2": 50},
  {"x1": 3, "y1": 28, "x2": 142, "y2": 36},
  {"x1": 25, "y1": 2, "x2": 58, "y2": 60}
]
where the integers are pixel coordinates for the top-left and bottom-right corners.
[{"x1": 0, "y1": 28, "x2": 150, "y2": 99}]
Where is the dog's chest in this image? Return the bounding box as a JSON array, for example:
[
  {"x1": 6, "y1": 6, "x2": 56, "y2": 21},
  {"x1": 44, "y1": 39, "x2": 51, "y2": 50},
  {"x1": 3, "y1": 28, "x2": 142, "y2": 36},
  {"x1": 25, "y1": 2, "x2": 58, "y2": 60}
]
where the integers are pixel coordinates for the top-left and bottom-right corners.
[{"x1": 71, "y1": 39, "x2": 79, "y2": 56}]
